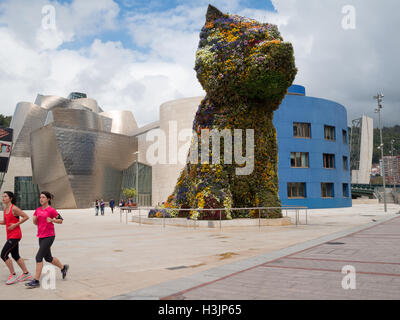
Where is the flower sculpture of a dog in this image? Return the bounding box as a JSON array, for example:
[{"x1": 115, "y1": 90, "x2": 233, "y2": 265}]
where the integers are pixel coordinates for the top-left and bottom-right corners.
[{"x1": 164, "y1": 5, "x2": 297, "y2": 220}]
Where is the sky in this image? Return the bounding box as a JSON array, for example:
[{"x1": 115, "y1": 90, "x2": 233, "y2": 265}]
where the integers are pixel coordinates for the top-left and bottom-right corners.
[{"x1": 0, "y1": 0, "x2": 398, "y2": 127}]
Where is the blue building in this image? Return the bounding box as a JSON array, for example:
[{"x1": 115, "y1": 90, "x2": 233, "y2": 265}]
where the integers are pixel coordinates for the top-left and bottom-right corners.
[{"x1": 273, "y1": 85, "x2": 352, "y2": 209}]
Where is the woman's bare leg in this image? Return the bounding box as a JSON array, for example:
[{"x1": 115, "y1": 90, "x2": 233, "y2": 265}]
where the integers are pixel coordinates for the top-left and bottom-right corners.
[
  {"x1": 5, "y1": 258, "x2": 15, "y2": 274},
  {"x1": 16, "y1": 258, "x2": 29, "y2": 273}
]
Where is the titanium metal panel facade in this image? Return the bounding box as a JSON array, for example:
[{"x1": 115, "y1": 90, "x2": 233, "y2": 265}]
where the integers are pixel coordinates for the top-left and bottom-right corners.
[
  {"x1": 30, "y1": 124, "x2": 77, "y2": 208},
  {"x1": 31, "y1": 123, "x2": 138, "y2": 208},
  {"x1": 100, "y1": 110, "x2": 138, "y2": 135},
  {"x1": 10, "y1": 102, "x2": 48, "y2": 157},
  {"x1": 45, "y1": 108, "x2": 112, "y2": 132},
  {"x1": 34, "y1": 95, "x2": 103, "y2": 113},
  {"x1": 5, "y1": 92, "x2": 140, "y2": 209}
]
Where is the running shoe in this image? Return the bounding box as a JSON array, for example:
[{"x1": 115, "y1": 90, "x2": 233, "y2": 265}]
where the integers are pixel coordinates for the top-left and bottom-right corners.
[
  {"x1": 6, "y1": 273, "x2": 19, "y2": 285},
  {"x1": 17, "y1": 272, "x2": 32, "y2": 282},
  {"x1": 25, "y1": 279, "x2": 40, "y2": 289},
  {"x1": 61, "y1": 264, "x2": 69, "y2": 280}
]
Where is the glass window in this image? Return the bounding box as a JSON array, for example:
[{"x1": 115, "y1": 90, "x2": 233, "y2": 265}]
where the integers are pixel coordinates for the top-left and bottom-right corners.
[
  {"x1": 343, "y1": 156, "x2": 348, "y2": 170},
  {"x1": 343, "y1": 183, "x2": 349, "y2": 198},
  {"x1": 323, "y1": 154, "x2": 335, "y2": 169},
  {"x1": 120, "y1": 162, "x2": 152, "y2": 206},
  {"x1": 342, "y1": 130, "x2": 347, "y2": 144},
  {"x1": 291, "y1": 152, "x2": 309, "y2": 168},
  {"x1": 321, "y1": 183, "x2": 334, "y2": 198},
  {"x1": 293, "y1": 123, "x2": 311, "y2": 138},
  {"x1": 324, "y1": 125, "x2": 336, "y2": 141},
  {"x1": 287, "y1": 183, "x2": 306, "y2": 198},
  {"x1": 14, "y1": 176, "x2": 41, "y2": 210}
]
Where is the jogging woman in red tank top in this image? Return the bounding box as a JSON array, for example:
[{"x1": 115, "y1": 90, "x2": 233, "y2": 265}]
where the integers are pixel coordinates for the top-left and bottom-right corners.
[{"x1": 0, "y1": 191, "x2": 32, "y2": 285}]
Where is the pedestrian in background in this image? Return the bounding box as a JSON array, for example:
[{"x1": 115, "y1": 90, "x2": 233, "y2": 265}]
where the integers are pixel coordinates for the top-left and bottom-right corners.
[
  {"x1": 109, "y1": 199, "x2": 115, "y2": 213},
  {"x1": 95, "y1": 200, "x2": 99, "y2": 216},
  {"x1": 100, "y1": 199, "x2": 105, "y2": 216}
]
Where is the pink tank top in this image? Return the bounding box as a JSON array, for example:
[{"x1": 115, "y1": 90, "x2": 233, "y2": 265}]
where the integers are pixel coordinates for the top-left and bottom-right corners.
[{"x1": 3, "y1": 205, "x2": 22, "y2": 240}]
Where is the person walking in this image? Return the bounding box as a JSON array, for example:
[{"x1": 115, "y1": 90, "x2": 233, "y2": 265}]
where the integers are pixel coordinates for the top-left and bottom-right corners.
[
  {"x1": 95, "y1": 199, "x2": 99, "y2": 216},
  {"x1": 0, "y1": 191, "x2": 32, "y2": 285},
  {"x1": 25, "y1": 191, "x2": 69, "y2": 289},
  {"x1": 100, "y1": 199, "x2": 105, "y2": 216},
  {"x1": 109, "y1": 199, "x2": 115, "y2": 213}
]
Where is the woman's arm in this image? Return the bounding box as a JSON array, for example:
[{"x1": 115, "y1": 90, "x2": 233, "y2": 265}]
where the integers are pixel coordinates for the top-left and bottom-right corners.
[
  {"x1": 51, "y1": 218, "x2": 63, "y2": 224},
  {"x1": 13, "y1": 206, "x2": 29, "y2": 224},
  {"x1": 47, "y1": 213, "x2": 63, "y2": 224},
  {"x1": 33, "y1": 215, "x2": 38, "y2": 225},
  {"x1": 0, "y1": 220, "x2": 5, "y2": 225},
  {"x1": 7, "y1": 206, "x2": 29, "y2": 230}
]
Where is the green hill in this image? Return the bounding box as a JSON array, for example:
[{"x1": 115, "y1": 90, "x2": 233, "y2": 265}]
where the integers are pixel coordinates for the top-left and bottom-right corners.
[{"x1": 372, "y1": 125, "x2": 400, "y2": 163}]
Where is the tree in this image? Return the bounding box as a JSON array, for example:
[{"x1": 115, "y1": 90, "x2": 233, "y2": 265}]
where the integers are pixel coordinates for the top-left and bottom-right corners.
[
  {"x1": 122, "y1": 187, "x2": 137, "y2": 200},
  {"x1": 0, "y1": 115, "x2": 12, "y2": 127}
]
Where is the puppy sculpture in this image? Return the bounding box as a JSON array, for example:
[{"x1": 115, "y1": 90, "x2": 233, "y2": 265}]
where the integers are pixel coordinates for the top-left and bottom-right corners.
[{"x1": 165, "y1": 5, "x2": 297, "y2": 219}]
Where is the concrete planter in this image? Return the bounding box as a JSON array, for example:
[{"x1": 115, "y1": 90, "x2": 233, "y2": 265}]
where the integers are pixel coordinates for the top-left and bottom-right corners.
[{"x1": 131, "y1": 216, "x2": 292, "y2": 228}]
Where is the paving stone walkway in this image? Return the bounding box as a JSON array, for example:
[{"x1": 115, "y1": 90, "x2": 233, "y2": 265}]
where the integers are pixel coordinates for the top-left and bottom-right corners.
[{"x1": 113, "y1": 214, "x2": 400, "y2": 300}]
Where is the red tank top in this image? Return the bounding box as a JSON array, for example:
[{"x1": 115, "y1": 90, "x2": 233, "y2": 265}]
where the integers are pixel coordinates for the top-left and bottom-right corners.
[{"x1": 3, "y1": 205, "x2": 22, "y2": 240}]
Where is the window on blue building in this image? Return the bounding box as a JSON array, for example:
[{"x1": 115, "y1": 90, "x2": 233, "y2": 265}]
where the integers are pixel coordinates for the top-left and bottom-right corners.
[
  {"x1": 321, "y1": 183, "x2": 334, "y2": 198},
  {"x1": 291, "y1": 152, "x2": 309, "y2": 168},
  {"x1": 287, "y1": 183, "x2": 306, "y2": 198},
  {"x1": 324, "y1": 125, "x2": 335, "y2": 141},
  {"x1": 323, "y1": 154, "x2": 335, "y2": 169},
  {"x1": 293, "y1": 122, "x2": 311, "y2": 138},
  {"x1": 343, "y1": 183, "x2": 349, "y2": 198},
  {"x1": 343, "y1": 156, "x2": 348, "y2": 170},
  {"x1": 342, "y1": 130, "x2": 347, "y2": 144}
]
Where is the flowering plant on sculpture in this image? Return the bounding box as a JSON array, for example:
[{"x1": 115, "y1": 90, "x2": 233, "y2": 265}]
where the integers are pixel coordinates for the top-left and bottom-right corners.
[{"x1": 162, "y1": 5, "x2": 297, "y2": 220}]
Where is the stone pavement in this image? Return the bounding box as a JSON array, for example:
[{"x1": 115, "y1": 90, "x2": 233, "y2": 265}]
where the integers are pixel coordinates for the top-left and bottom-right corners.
[
  {"x1": 1, "y1": 204, "x2": 399, "y2": 299},
  {"x1": 113, "y1": 214, "x2": 400, "y2": 300}
]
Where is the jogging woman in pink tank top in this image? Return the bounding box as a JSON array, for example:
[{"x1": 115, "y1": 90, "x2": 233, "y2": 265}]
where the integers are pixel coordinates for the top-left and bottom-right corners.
[
  {"x1": 0, "y1": 191, "x2": 32, "y2": 285},
  {"x1": 25, "y1": 191, "x2": 69, "y2": 289}
]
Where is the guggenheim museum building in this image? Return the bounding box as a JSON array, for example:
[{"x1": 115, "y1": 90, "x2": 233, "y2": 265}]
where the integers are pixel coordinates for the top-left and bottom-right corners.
[{"x1": 1, "y1": 85, "x2": 352, "y2": 210}]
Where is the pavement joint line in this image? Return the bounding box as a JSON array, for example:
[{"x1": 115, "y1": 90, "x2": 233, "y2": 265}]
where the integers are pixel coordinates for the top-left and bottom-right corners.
[
  {"x1": 346, "y1": 236, "x2": 400, "y2": 239},
  {"x1": 353, "y1": 234, "x2": 400, "y2": 236},
  {"x1": 284, "y1": 257, "x2": 400, "y2": 265},
  {"x1": 259, "y1": 264, "x2": 400, "y2": 277},
  {"x1": 110, "y1": 214, "x2": 398, "y2": 300}
]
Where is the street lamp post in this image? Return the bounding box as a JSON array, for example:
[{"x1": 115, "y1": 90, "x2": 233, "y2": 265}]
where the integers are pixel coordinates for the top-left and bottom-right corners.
[
  {"x1": 391, "y1": 139, "x2": 396, "y2": 193},
  {"x1": 374, "y1": 93, "x2": 387, "y2": 212}
]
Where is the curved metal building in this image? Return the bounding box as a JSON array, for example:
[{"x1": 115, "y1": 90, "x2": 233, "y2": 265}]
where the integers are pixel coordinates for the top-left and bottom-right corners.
[{"x1": 2, "y1": 93, "x2": 147, "y2": 209}]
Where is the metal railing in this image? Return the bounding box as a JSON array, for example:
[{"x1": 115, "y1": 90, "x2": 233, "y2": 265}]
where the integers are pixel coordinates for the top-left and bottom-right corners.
[{"x1": 119, "y1": 206, "x2": 308, "y2": 230}]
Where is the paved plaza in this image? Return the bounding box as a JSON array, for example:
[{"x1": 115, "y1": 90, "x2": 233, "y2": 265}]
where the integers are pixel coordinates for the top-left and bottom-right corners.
[
  {"x1": 160, "y1": 214, "x2": 400, "y2": 300},
  {"x1": 0, "y1": 203, "x2": 399, "y2": 300}
]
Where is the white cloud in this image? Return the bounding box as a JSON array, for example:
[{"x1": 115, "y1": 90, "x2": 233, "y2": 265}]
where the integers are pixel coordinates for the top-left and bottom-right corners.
[
  {"x1": 271, "y1": 0, "x2": 400, "y2": 126},
  {"x1": 0, "y1": 0, "x2": 399, "y2": 130},
  {"x1": 0, "y1": 0, "x2": 119, "y2": 50}
]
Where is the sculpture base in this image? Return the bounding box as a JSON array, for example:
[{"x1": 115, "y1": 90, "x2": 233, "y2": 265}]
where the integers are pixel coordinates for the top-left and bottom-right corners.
[{"x1": 131, "y1": 216, "x2": 291, "y2": 228}]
